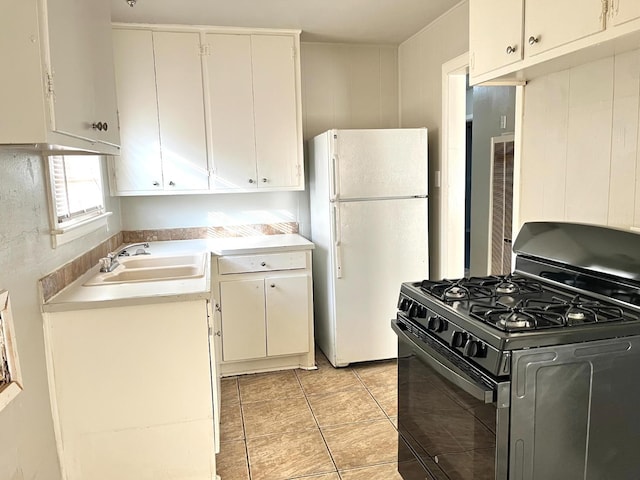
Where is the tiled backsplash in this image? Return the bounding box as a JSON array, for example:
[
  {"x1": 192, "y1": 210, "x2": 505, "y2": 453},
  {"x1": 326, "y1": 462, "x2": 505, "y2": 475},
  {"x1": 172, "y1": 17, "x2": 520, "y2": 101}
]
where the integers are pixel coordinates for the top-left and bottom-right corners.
[
  {"x1": 123, "y1": 223, "x2": 298, "y2": 243},
  {"x1": 39, "y1": 223, "x2": 299, "y2": 302}
]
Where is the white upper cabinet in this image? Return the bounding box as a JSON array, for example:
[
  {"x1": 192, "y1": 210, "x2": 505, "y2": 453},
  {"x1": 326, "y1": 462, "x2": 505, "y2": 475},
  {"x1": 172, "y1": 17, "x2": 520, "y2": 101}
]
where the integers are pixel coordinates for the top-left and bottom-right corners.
[
  {"x1": 470, "y1": 0, "x2": 524, "y2": 77},
  {"x1": 469, "y1": 0, "x2": 625, "y2": 84},
  {"x1": 110, "y1": 28, "x2": 210, "y2": 195},
  {"x1": 610, "y1": 0, "x2": 640, "y2": 27},
  {"x1": 206, "y1": 34, "x2": 258, "y2": 190},
  {"x1": 252, "y1": 35, "x2": 302, "y2": 190},
  {"x1": 205, "y1": 33, "x2": 303, "y2": 192},
  {"x1": 154, "y1": 31, "x2": 210, "y2": 191},
  {"x1": 524, "y1": 0, "x2": 604, "y2": 57},
  {"x1": 111, "y1": 29, "x2": 163, "y2": 193},
  {"x1": 0, "y1": 0, "x2": 119, "y2": 154},
  {"x1": 111, "y1": 26, "x2": 303, "y2": 195}
]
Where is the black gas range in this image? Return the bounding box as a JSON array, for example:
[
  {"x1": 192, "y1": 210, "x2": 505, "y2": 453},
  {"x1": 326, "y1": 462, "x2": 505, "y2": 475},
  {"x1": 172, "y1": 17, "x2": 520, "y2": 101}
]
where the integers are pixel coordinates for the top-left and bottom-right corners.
[{"x1": 394, "y1": 222, "x2": 640, "y2": 480}]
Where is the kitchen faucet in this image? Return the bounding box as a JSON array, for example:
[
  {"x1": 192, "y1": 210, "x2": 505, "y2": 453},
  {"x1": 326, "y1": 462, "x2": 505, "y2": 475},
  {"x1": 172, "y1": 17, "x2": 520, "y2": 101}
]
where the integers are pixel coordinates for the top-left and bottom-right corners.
[{"x1": 99, "y1": 242, "x2": 150, "y2": 272}]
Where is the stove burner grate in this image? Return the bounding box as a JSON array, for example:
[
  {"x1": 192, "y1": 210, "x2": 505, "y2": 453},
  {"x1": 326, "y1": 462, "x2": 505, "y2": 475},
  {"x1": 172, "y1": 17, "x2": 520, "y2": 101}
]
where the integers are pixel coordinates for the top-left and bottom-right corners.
[
  {"x1": 470, "y1": 302, "x2": 566, "y2": 332},
  {"x1": 525, "y1": 295, "x2": 626, "y2": 325},
  {"x1": 420, "y1": 274, "x2": 543, "y2": 303},
  {"x1": 420, "y1": 278, "x2": 495, "y2": 302}
]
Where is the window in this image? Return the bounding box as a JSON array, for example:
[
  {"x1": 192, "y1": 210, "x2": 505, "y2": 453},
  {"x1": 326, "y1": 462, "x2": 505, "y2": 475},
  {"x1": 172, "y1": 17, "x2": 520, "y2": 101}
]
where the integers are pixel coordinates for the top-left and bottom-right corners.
[
  {"x1": 0, "y1": 291, "x2": 22, "y2": 411},
  {"x1": 46, "y1": 155, "x2": 112, "y2": 247}
]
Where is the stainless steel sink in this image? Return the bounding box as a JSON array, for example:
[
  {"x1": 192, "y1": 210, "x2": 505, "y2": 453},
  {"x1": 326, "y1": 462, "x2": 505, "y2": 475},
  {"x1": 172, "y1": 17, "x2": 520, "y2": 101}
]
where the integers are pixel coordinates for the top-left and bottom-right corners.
[{"x1": 84, "y1": 254, "x2": 206, "y2": 286}]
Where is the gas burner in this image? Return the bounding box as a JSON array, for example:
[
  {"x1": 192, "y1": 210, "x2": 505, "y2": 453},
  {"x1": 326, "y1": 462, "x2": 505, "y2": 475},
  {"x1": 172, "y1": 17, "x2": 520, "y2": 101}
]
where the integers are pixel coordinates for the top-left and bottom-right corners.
[
  {"x1": 470, "y1": 302, "x2": 565, "y2": 332},
  {"x1": 495, "y1": 282, "x2": 518, "y2": 295},
  {"x1": 486, "y1": 274, "x2": 543, "y2": 296},
  {"x1": 497, "y1": 310, "x2": 535, "y2": 329},
  {"x1": 420, "y1": 278, "x2": 495, "y2": 302},
  {"x1": 444, "y1": 286, "x2": 468, "y2": 300}
]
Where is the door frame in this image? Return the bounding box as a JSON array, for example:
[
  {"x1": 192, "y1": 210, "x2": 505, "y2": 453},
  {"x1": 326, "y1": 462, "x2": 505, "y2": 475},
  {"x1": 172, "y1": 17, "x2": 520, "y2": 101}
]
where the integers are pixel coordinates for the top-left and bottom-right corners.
[
  {"x1": 440, "y1": 53, "x2": 469, "y2": 279},
  {"x1": 441, "y1": 52, "x2": 525, "y2": 278}
]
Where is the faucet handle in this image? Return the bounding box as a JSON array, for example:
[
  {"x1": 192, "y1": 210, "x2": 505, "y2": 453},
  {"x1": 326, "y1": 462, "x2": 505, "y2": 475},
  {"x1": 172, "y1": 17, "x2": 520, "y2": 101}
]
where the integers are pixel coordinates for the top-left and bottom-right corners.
[{"x1": 99, "y1": 257, "x2": 111, "y2": 272}]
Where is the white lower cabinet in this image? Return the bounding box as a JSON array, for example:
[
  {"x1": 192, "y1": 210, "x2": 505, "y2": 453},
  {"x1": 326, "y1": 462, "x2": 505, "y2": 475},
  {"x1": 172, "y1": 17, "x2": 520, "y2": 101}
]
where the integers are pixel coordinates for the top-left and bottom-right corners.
[
  {"x1": 42, "y1": 300, "x2": 218, "y2": 480},
  {"x1": 215, "y1": 250, "x2": 314, "y2": 375}
]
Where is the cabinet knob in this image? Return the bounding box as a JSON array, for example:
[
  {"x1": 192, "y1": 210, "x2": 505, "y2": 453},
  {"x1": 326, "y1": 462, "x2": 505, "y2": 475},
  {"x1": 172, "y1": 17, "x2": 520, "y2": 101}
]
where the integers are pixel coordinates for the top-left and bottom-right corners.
[
  {"x1": 103, "y1": 122, "x2": 108, "y2": 132},
  {"x1": 270, "y1": 284, "x2": 275, "y2": 288},
  {"x1": 260, "y1": 262, "x2": 266, "y2": 267},
  {"x1": 169, "y1": 181, "x2": 175, "y2": 186},
  {"x1": 152, "y1": 181, "x2": 160, "y2": 186},
  {"x1": 248, "y1": 179, "x2": 255, "y2": 184},
  {"x1": 528, "y1": 36, "x2": 539, "y2": 46},
  {"x1": 262, "y1": 178, "x2": 268, "y2": 183},
  {"x1": 91, "y1": 121, "x2": 105, "y2": 131},
  {"x1": 505, "y1": 45, "x2": 517, "y2": 55}
]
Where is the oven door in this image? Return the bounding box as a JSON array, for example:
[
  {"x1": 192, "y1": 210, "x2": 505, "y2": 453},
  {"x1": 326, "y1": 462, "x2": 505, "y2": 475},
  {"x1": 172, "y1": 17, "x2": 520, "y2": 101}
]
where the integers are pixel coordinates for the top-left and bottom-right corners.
[{"x1": 393, "y1": 320, "x2": 510, "y2": 480}]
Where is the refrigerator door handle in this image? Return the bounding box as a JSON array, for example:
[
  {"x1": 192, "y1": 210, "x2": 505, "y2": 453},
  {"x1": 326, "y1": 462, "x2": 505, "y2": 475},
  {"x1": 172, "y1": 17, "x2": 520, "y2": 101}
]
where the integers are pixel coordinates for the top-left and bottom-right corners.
[
  {"x1": 331, "y1": 155, "x2": 340, "y2": 200},
  {"x1": 333, "y1": 204, "x2": 343, "y2": 279}
]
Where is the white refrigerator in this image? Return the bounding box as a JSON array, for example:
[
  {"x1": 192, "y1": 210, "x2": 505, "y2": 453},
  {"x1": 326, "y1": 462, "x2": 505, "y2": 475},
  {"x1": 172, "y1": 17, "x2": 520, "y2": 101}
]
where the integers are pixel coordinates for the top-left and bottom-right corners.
[{"x1": 309, "y1": 128, "x2": 429, "y2": 367}]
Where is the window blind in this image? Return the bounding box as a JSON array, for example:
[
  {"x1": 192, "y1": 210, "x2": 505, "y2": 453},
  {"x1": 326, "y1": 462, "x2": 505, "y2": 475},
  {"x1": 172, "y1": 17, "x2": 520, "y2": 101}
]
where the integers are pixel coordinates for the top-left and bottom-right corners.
[{"x1": 50, "y1": 156, "x2": 104, "y2": 224}]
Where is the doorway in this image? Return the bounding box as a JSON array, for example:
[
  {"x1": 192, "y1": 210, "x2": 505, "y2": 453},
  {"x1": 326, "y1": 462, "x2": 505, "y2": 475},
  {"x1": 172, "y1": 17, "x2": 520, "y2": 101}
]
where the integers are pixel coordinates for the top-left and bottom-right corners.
[{"x1": 440, "y1": 54, "x2": 523, "y2": 280}]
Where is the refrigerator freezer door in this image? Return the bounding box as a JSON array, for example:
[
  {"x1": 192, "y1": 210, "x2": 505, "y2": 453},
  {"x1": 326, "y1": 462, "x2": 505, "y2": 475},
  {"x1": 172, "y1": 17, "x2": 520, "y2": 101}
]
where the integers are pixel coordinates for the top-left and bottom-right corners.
[
  {"x1": 333, "y1": 128, "x2": 428, "y2": 199},
  {"x1": 332, "y1": 197, "x2": 428, "y2": 365}
]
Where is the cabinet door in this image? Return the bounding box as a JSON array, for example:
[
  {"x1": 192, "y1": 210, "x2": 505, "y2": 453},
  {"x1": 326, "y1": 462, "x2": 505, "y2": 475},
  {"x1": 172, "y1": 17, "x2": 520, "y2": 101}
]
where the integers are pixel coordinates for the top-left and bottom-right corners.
[
  {"x1": 252, "y1": 35, "x2": 302, "y2": 189},
  {"x1": 153, "y1": 31, "x2": 209, "y2": 191},
  {"x1": 610, "y1": 0, "x2": 640, "y2": 27},
  {"x1": 205, "y1": 34, "x2": 258, "y2": 190},
  {"x1": 90, "y1": 0, "x2": 119, "y2": 147},
  {"x1": 265, "y1": 274, "x2": 310, "y2": 357},
  {"x1": 525, "y1": 0, "x2": 604, "y2": 57},
  {"x1": 46, "y1": 0, "x2": 99, "y2": 141},
  {"x1": 220, "y1": 279, "x2": 266, "y2": 361},
  {"x1": 112, "y1": 29, "x2": 163, "y2": 193},
  {"x1": 469, "y1": 0, "x2": 523, "y2": 77}
]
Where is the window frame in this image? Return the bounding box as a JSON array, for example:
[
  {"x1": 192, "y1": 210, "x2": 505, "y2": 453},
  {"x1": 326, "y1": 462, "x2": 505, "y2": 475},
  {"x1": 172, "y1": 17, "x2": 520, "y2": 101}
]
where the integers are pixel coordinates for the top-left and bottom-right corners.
[
  {"x1": 0, "y1": 291, "x2": 22, "y2": 412},
  {"x1": 45, "y1": 154, "x2": 112, "y2": 248}
]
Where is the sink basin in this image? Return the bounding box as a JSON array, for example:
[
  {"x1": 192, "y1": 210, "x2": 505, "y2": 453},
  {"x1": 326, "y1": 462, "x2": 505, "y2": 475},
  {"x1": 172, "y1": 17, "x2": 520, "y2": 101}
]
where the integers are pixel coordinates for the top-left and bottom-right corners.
[
  {"x1": 84, "y1": 254, "x2": 206, "y2": 286},
  {"x1": 118, "y1": 254, "x2": 204, "y2": 270}
]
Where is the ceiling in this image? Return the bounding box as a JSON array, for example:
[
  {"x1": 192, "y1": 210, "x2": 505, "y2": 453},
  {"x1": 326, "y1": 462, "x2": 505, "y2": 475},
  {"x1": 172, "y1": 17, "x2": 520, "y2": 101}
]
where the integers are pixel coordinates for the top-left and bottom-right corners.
[{"x1": 110, "y1": 0, "x2": 462, "y2": 44}]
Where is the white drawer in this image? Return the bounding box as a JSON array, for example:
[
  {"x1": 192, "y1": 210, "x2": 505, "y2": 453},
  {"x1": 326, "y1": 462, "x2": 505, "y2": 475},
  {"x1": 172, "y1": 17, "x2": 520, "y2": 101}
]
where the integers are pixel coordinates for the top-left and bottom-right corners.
[{"x1": 218, "y1": 251, "x2": 307, "y2": 274}]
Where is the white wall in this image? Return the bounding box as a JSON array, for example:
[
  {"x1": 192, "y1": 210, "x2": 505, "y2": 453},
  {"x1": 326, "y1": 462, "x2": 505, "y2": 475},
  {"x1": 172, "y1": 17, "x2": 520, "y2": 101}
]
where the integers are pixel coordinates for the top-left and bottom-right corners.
[
  {"x1": 301, "y1": 43, "x2": 399, "y2": 140},
  {"x1": 0, "y1": 152, "x2": 122, "y2": 480},
  {"x1": 121, "y1": 42, "x2": 400, "y2": 236},
  {"x1": 520, "y1": 50, "x2": 640, "y2": 231},
  {"x1": 398, "y1": 1, "x2": 469, "y2": 278}
]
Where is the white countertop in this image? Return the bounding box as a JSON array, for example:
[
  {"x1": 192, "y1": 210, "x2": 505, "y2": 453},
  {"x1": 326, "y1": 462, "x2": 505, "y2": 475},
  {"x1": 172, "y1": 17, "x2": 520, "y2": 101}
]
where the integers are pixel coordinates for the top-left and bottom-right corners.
[{"x1": 42, "y1": 234, "x2": 314, "y2": 313}]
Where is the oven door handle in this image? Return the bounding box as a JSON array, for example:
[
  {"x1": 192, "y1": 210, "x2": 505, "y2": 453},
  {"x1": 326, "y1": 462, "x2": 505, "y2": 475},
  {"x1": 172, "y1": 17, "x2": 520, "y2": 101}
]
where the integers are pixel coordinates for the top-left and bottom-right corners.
[{"x1": 392, "y1": 321, "x2": 495, "y2": 404}]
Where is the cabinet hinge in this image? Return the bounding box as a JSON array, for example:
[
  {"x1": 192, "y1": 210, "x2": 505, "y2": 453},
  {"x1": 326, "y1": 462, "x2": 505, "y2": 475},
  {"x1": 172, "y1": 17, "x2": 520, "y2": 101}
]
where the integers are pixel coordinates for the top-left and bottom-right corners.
[
  {"x1": 291, "y1": 45, "x2": 296, "y2": 59},
  {"x1": 46, "y1": 72, "x2": 55, "y2": 97},
  {"x1": 601, "y1": 0, "x2": 609, "y2": 26},
  {"x1": 296, "y1": 163, "x2": 302, "y2": 178},
  {"x1": 200, "y1": 44, "x2": 211, "y2": 56}
]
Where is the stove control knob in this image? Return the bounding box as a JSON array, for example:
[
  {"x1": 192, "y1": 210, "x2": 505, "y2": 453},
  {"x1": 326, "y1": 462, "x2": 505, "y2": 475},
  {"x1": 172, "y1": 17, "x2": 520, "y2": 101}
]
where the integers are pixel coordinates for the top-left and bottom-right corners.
[
  {"x1": 416, "y1": 305, "x2": 428, "y2": 319},
  {"x1": 452, "y1": 331, "x2": 467, "y2": 348},
  {"x1": 463, "y1": 338, "x2": 483, "y2": 358},
  {"x1": 409, "y1": 303, "x2": 420, "y2": 318},
  {"x1": 398, "y1": 297, "x2": 411, "y2": 313},
  {"x1": 427, "y1": 316, "x2": 447, "y2": 332}
]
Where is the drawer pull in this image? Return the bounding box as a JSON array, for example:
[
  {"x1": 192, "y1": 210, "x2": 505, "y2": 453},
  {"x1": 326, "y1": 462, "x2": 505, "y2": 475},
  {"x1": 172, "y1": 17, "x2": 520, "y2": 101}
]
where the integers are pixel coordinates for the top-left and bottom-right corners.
[
  {"x1": 270, "y1": 284, "x2": 275, "y2": 288},
  {"x1": 261, "y1": 262, "x2": 266, "y2": 267}
]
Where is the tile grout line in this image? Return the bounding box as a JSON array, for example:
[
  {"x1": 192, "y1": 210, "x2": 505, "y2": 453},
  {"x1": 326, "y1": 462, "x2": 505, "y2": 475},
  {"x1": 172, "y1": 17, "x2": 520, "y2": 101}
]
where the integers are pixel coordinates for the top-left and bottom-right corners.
[
  {"x1": 235, "y1": 376, "x2": 253, "y2": 480},
  {"x1": 294, "y1": 365, "x2": 343, "y2": 477},
  {"x1": 351, "y1": 368, "x2": 398, "y2": 430}
]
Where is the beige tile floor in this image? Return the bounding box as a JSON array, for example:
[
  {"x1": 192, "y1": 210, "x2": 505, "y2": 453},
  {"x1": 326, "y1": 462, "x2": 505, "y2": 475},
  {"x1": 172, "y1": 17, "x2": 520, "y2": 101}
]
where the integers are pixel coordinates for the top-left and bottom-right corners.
[{"x1": 216, "y1": 350, "x2": 406, "y2": 480}]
